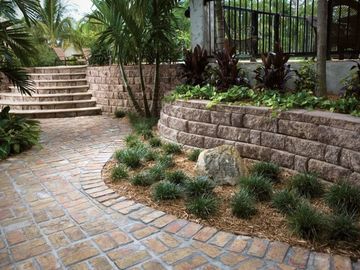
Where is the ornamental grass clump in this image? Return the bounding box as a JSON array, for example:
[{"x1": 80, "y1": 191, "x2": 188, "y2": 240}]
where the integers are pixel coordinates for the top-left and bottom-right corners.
[
  {"x1": 272, "y1": 190, "x2": 302, "y2": 215},
  {"x1": 111, "y1": 164, "x2": 128, "y2": 181},
  {"x1": 148, "y1": 165, "x2": 166, "y2": 182},
  {"x1": 287, "y1": 202, "x2": 327, "y2": 240},
  {"x1": 184, "y1": 176, "x2": 215, "y2": 198},
  {"x1": 162, "y1": 143, "x2": 182, "y2": 155},
  {"x1": 327, "y1": 213, "x2": 360, "y2": 241},
  {"x1": 250, "y1": 162, "x2": 280, "y2": 183},
  {"x1": 156, "y1": 154, "x2": 174, "y2": 169},
  {"x1": 188, "y1": 149, "x2": 201, "y2": 162},
  {"x1": 149, "y1": 137, "x2": 162, "y2": 148},
  {"x1": 239, "y1": 175, "x2": 273, "y2": 201},
  {"x1": 131, "y1": 172, "x2": 154, "y2": 186},
  {"x1": 114, "y1": 109, "x2": 126, "y2": 118},
  {"x1": 165, "y1": 170, "x2": 189, "y2": 185},
  {"x1": 124, "y1": 134, "x2": 143, "y2": 148},
  {"x1": 288, "y1": 173, "x2": 323, "y2": 198},
  {"x1": 115, "y1": 148, "x2": 142, "y2": 168},
  {"x1": 152, "y1": 181, "x2": 182, "y2": 201},
  {"x1": 143, "y1": 148, "x2": 158, "y2": 162},
  {"x1": 231, "y1": 189, "x2": 257, "y2": 219},
  {"x1": 325, "y1": 182, "x2": 360, "y2": 216},
  {"x1": 186, "y1": 196, "x2": 219, "y2": 219}
]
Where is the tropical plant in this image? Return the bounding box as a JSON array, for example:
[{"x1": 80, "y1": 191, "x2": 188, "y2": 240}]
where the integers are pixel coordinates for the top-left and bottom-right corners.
[
  {"x1": 254, "y1": 42, "x2": 293, "y2": 92},
  {"x1": 180, "y1": 45, "x2": 209, "y2": 86},
  {"x1": 0, "y1": 106, "x2": 41, "y2": 159},
  {"x1": 340, "y1": 61, "x2": 360, "y2": 100}
]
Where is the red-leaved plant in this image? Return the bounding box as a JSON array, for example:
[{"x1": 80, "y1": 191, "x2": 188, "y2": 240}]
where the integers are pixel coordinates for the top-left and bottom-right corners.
[{"x1": 180, "y1": 45, "x2": 209, "y2": 86}]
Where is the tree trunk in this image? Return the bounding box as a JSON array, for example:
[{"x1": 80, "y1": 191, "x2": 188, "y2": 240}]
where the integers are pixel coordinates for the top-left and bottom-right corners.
[
  {"x1": 150, "y1": 50, "x2": 161, "y2": 116},
  {"x1": 317, "y1": 0, "x2": 328, "y2": 96},
  {"x1": 138, "y1": 61, "x2": 151, "y2": 117},
  {"x1": 119, "y1": 61, "x2": 144, "y2": 115},
  {"x1": 215, "y1": 0, "x2": 225, "y2": 50}
]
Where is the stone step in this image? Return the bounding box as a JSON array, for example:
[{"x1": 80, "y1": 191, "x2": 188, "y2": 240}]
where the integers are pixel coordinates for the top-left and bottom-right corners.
[
  {"x1": 9, "y1": 85, "x2": 90, "y2": 94},
  {"x1": 29, "y1": 73, "x2": 86, "y2": 80},
  {"x1": 8, "y1": 107, "x2": 102, "y2": 118},
  {"x1": 0, "y1": 100, "x2": 97, "y2": 110},
  {"x1": 0, "y1": 92, "x2": 93, "y2": 102},
  {"x1": 32, "y1": 65, "x2": 88, "y2": 74},
  {"x1": 34, "y1": 79, "x2": 88, "y2": 87}
]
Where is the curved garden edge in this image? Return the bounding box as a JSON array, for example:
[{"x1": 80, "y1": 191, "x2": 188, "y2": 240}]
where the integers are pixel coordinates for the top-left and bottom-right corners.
[{"x1": 158, "y1": 99, "x2": 360, "y2": 186}]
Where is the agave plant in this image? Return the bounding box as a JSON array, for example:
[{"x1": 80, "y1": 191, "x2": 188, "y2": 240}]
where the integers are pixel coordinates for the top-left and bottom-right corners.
[
  {"x1": 213, "y1": 40, "x2": 249, "y2": 91},
  {"x1": 180, "y1": 45, "x2": 209, "y2": 86},
  {"x1": 254, "y1": 42, "x2": 293, "y2": 92},
  {"x1": 340, "y1": 61, "x2": 360, "y2": 100}
]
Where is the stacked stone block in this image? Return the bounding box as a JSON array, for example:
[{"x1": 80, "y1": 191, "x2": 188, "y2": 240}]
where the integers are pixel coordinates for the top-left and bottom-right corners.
[{"x1": 159, "y1": 100, "x2": 360, "y2": 184}]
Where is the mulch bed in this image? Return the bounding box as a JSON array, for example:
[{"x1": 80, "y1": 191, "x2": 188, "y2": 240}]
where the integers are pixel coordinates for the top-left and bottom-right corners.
[{"x1": 103, "y1": 146, "x2": 360, "y2": 260}]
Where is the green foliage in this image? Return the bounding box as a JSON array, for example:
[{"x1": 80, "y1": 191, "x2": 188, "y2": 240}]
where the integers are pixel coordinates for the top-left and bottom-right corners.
[
  {"x1": 288, "y1": 203, "x2": 327, "y2": 240},
  {"x1": 28, "y1": 44, "x2": 57, "y2": 67},
  {"x1": 143, "y1": 148, "x2": 158, "y2": 162},
  {"x1": 289, "y1": 173, "x2": 323, "y2": 198},
  {"x1": 147, "y1": 165, "x2": 166, "y2": 182},
  {"x1": 165, "y1": 170, "x2": 189, "y2": 185},
  {"x1": 239, "y1": 175, "x2": 273, "y2": 202},
  {"x1": 162, "y1": 143, "x2": 182, "y2": 155},
  {"x1": 295, "y1": 61, "x2": 317, "y2": 92},
  {"x1": 165, "y1": 84, "x2": 216, "y2": 102},
  {"x1": 328, "y1": 213, "x2": 360, "y2": 241},
  {"x1": 156, "y1": 154, "x2": 174, "y2": 169},
  {"x1": 250, "y1": 162, "x2": 280, "y2": 183},
  {"x1": 272, "y1": 190, "x2": 301, "y2": 215},
  {"x1": 180, "y1": 45, "x2": 209, "y2": 86},
  {"x1": 88, "y1": 42, "x2": 111, "y2": 66},
  {"x1": 149, "y1": 137, "x2": 162, "y2": 148},
  {"x1": 124, "y1": 134, "x2": 143, "y2": 148},
  {"x1": 325, "y1": 182, "x2": 360, "y2": 215},
  {"x1": 115, "y1": 148, "x2": 142, "y2": 168},
  {"x1": 231, "y1": 189, "x2": 257, "y2": 219},
  {"x1": 114, "y1": 109, "x2": 126, "y2": 118},
  {"x1": 186, "y1": 195, "x2": 218, "y2": 219},
  {"x1": 0, "y1": 106, "x2": 40, "y2": 159},
  {"x1": 188, "y1": 149, "x2": 201, "y2": 162},
  {"x1": 184, "y1": 176, "x2": 215, "y2": 198},
  {"x1": 127, "y1": 113, "x2": 158, "y2": 135},
  {"x1": 152, "y1": 181, "x2": 182, "y2": 201},
  {"x1": 131, "y1": 172, "x2": 154, "y2": 186},
  {"x1": 340, "y1": 61, "x2": 360, "y2": 100},
  {"x1": 111, "y1": 164, "x2": 128, "y2": 181}
]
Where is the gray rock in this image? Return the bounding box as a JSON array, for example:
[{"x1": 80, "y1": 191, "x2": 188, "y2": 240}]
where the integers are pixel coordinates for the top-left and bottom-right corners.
[{"x1": 195, "y1": 145, "x2": 245, "y2": 186}]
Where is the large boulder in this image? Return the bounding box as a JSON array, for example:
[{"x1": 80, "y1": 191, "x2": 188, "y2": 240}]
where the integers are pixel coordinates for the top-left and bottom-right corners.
[{"x1": 196, "y1": 145, "x2": 245, "y2": 186}]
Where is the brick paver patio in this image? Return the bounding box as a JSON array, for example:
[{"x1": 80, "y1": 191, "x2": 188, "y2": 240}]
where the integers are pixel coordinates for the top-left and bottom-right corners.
[{"x1": 0, "y1": 116, "x2": 358, "y2": 269}]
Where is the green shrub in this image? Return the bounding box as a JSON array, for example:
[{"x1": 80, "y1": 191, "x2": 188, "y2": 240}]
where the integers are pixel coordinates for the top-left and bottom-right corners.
[
  {"x1": 127, "y1": 113, "x2": 158, "y2": 135},
  {"x1": 152, "y1": 181, "x2": 182, "y2": 201},
  {"x1": 111, "y1": 164, "x2": 129, "y2": 181},
  {"x1": 184, "y1": 176, "x2": 215, "y2": 198},
  {"x1": 188, "y1": 149, "x2": 201, "y2": 162},
  {"x1": 114, "y1": 109, "x2": 126, "y2": 118},
  {"x1": 287, "y1": 203, "x2": 327, "y2": 240},
  {"x1": 124, "y1": 134, "x2": 143, "y2": 148},
  {"x1": 250, "y1": 162, "x2": 280, "y2": 183},
  {"x1": 140, "y1": 129, "x2": 154, "y2": 140},
  {"x1": 328, "y1": 213, "x2": 360, "y2": 241},
  {"x1": 295, "y1": 60, "x2": 317, "y2": 92},
  {"x1": 272, "y1": 190, "x2": 301, "y2": 215},
  {"x1": 143, "y1": 148, "x2": 158, "y2": 162},
  {"x1": 0, "y1": 106, "x2": 41, "y2": 159},
  {"x1": 165, "y1": 170, "x2": 189, "y2": 185},
  {"x1": 148, "y1": 165, "x2": 166, "y2": 182},
  {"x1": 149, "y1": 137, "x2": 162, "y2": 148},
  {"x1": 186, "y1": 195, "x2": 218, "y2": 219},
  {"x1": 156, "y1": 154, "x2": 174, "y2": 169},
  {"x1": 325, "y1": 182, "x2": 360, "y2": 215},
  {"x1": 231, "y1": 189, "x2": 257, "y2": 219},
  {"x1": 162, "y1": 143, "x2": 182, "y2": 155},
  {"x1": 239, "y1": 175, "x2": 273, "y2": 201},
  {"x1": 131, "y1": 172, "x2": 154, "y2": 186},
  {"x1": 115, "y1": 148, "x2": 142, "y2": 168},
  {"x1": 289, "y1": 173, "x2": 323, "y2": 198}
]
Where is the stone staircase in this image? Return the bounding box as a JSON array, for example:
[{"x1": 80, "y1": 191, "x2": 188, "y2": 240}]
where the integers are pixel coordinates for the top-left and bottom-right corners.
[{"x1": 0, "y1": 65, "x2": 101, "y2": 118}]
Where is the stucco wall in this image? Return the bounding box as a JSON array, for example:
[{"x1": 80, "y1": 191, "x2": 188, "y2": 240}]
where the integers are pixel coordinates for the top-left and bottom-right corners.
[{"x1": 159, "y1": 100, "x2": 360, "y2": 185}]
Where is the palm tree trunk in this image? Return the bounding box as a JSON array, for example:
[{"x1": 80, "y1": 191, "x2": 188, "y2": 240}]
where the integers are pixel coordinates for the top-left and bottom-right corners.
[
  {"x1": 151, "y1": 50, "x2": 161, "y2": 116},
  {"x1": 215, "y1": 0, "x2": 225, "y2": 50},
  {"x1": 119, "y1": 61, "x2": 144, "y2": 115},
  {"x1": 317, "y1": 0, "x2": 328, "y2": 96},
  {"x1": 139, "y1": 61, "x2": 151, "y2": 117}
]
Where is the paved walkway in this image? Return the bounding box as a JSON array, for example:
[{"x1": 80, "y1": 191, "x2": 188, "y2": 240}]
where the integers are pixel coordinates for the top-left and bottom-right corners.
[{"x1": 0, "y1": 116, "x2": 358, "y2": 270}]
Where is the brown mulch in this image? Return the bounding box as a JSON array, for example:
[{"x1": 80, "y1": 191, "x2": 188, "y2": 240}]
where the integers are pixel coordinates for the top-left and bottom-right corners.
[{"x1": 103, "y1": 151, "x2": 360, "y2": 260}]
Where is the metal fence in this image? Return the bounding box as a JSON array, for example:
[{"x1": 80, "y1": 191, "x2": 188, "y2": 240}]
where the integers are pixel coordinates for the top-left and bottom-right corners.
[{"x1": 212, "y1": 0, "x2": 360, "y2": 59}]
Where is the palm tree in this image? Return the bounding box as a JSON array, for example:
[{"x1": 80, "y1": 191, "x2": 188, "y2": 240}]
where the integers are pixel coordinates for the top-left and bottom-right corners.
[{"x1": 0, "y1": 0, "x2": 40, "y2": 95}]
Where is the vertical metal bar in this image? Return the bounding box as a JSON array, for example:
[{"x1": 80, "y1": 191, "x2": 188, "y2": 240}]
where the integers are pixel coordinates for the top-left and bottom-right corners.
[
  {"x1": 311, "y1": 0, "x2": 315, "y2": 55},
  {"x1": 303, "y1": 0, "x2": 307, "y2": 53},
  {"x1": 275, "y1": 14, "x2": 280, "y2": 44},
  {"x1": 269, "y1": 0, "x2": 272, "y2": 51},
  {"x1": 262, "y1": 1, "x2": 265, "y2": 53},
  {"x1": 295, "y1": 0, "x2": 299, "y2": 53},
  {"x1": 282, "y1": 0, "x2": 286, "y2": 52},
  {"x1": 251, "y1": 11, "x2": 259, "y2": 59},
  {"x1": 245, "y1": 0, "x2": 248, "y2": 55},
  {"x1": 337, "y1": 5, "x2": 342, "y2": 58},
  {"x1": 327, "y1": 0, "x2": 333, "y2": 59},
  {"x1": 289, "y1": 0, "x2": 292, "y2": 52}
]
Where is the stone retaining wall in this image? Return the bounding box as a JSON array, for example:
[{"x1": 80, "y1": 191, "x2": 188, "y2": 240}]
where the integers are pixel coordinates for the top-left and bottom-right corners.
[
  {"x1": 87, "y1": 64, "x2": 181, "y2": 114},
  {"x1": 159, "y1": 100, "x2": 360, "y2": 184},
  {"x1": 0, "y1": 72, "x2": 10, "y2": 93}
]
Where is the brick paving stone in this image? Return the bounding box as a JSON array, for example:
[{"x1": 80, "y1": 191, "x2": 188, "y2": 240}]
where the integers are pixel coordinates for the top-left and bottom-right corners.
[
  {"x1": 176, "y1": 222, "x2": 202, "y2": 238},
  {"x1": 5, "y1": 230, "x2": 26, "y2": 246},
  {"x1": 129, "y1": 207, "x2": 154, "y2": 220},
  {"x1": 10, "y1": 238, "x2": 50, "y2": 261},
  {"x1": 192, "y1": 240, "x2": 222, "y2": 258},
  {"x1": 112, "y1": 200, "x2": 136, "y2": 211},
  {"x1": 247, "y1": 237, "x2": 269, "y2": 258},
  {"x1": 193, "y1": 227, "x2": 218, "y2": 242},
  {"x1": 48, "y1": 232, "x2": 70, "y2": 249},
  {"x1": 140, "y1": 210, "x2": 165, "y2": 224},
  {"x1": 158, "y1": 233, "x2": 181, "y2": 248},
  {"x1": 226, "y1": 236, "x2": 249, "y2": 253},
  {"x1": 161, "y1": 247, "x2": 195, "y2": 265},
  {"x1": 266, "y1": 241, "x2": 290, "y2": 262},
  {"x1": 0, "y1": 250, "x2": 11, "y2": 267},
  {"x1": 109, "y1": 230, "x2": 133, "y2": 246},
  {"x1": 333, "y1": 254, "x2": 352, "y2": 270},
  {"x1": 89, "y1": 256, "x2": 113, "y2": 270},
  {"x1": 236, "y1": 258, "x2": 264, "y2": 270},
  {"x1": 151, "y1": 214, "x2": 177, "y2": 228},
  {"x1": 58, "y1": 241, "x2": 99, "y2": 266},
  {"x1": 287, "y1": 246, "x2": 310, "y2": 269},
  {"x1": 164, "y1": 219, "x2": 189, "y2": 234},
  {"x1": 173, "y1": 255, "x2": 208, "y2": 270},
  {"x1": 141, "y1": 260, "x2": 166, "y2": 270},
  {"x1": 36, "y1": 253, "x2": 59, "y2": 270},
  {"x1": 64, "y1": 227, "x2": 86, "y2": 242},
  {"x1": 114, "y1": 250, "x2": 150, "y2": 269},
  {"x1": 309, "y1": 252, "x2": 331, "y2": 270},
  {"x1": 132, "y1": 226, "x2": 159, "y2": 240},
  {"x1": 208, "y1": 231, "x2": 234, "y2": 247},
  {"x1": 143, "y1": 238, "x2": 169, "y2": 254},
  {"x1": 93, "y1": 234, "x2": 118, "y2": 251}
]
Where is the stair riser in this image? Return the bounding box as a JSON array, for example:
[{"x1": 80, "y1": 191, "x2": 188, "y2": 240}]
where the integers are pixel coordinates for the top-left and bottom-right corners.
[
  {"x1": 33, "y1": 67, "x2": 87, "y2": 74},
  {"x1": 34, "y1": 81, "x2": 87, "y2": 87},
  {"x1": 0, "y1": 95, "x2": 93, "y2": 102},
  {"x1": 8, "y1": 101, "x2": 97, "y2": 110},
  {"x1": 10, "y1": 88, "x2": 89, "y2": 94},
  {"x1": 13, "y1": 109, "x2": 100, "y2": 119},
  {"x1": 30, "y1": 74, "x2": 86, "y2": 80}
]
